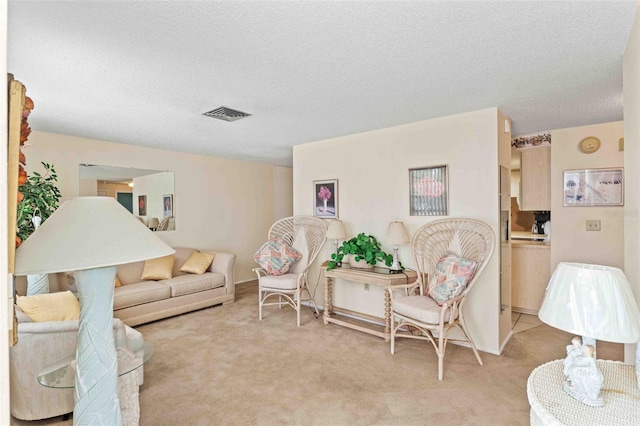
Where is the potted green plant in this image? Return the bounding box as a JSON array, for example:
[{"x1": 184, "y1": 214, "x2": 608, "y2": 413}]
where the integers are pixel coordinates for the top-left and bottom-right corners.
[
  {"x1": 16, "y1": 162, "x2": 61, "y2": 295},
  {"x1": 326, "y1": 233, "x2": 395, "y2": 271},
  {"x1": 16, "y1": 162, "x2": 61, "y2": 244}
]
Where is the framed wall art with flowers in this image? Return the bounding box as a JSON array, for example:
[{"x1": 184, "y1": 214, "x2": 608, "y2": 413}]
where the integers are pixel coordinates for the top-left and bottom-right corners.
[
  {"x1": 313, "y1": 179, "x2": 338, "y2": 219},
  {"x1": 409, "y1": 165, "x2": 448, "y2": 216}
]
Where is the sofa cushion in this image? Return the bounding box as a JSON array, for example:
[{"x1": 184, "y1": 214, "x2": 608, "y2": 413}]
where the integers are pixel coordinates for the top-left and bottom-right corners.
[
  {"x1": 16, "y1": 290, "x2": 80, "y2": 322},
  {"x1": 114, "y1": 281, "x2": 171, "y2": 310},
  {"x1": 161, "y1": 272, "x2": 224, "y2": 297},
  {"x1": 116, "y1": 261, "x2": 145, "y2": 286},
  {"x1": 179, "y1": 252, "x2": 215, "y2": 275},
  {"x1": 172, "y1": 248, "x2": 199, "y2": 277},
  {"x1": 141, "y1": 255, "x2": 175, "y2": 280}
]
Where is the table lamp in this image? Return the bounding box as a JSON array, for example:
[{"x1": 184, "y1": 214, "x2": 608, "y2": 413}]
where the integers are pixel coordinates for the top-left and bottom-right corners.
[
  {"x1": 386, "y1": 221, "x2": 409, "y2": 274},
  {"x1": 538, "y1": 262, "x2": 640, "y2": 407},
  {"x1": 15, "y1": 197, "x2": 175, "y2": 425},
  {"x1": 326, "y1": 220, "x2": 347, "y2": 267}
]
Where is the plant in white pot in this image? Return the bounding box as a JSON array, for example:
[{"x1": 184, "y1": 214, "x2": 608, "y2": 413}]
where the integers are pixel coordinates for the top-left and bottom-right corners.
[
  {"x1": 16, "y1": 162, "x2": 61, "y2": 295},
  {"x1": 326, "y1": 233, "x2": 396, "y2": 271}
]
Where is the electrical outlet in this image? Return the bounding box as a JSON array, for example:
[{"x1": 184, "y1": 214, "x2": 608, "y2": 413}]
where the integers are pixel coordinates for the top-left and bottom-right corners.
[
  {"x1": 364, "y1": 283, "x2": 370, "y2": 291},
  {"x1": 586, "y1": 220, "x2": 601, "y2": 231}
]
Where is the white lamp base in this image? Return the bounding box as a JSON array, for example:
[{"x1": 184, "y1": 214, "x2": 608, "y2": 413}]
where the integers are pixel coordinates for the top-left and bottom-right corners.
[
  {"x1": 73, "y1": 266, "x2": 122, "y2": 426},
  {"x1": 562, "y1": 337, "x2": 604, "y2": 407},
  {"x1": 390, "y1": 245, "x2": 402, "y2": 274}
]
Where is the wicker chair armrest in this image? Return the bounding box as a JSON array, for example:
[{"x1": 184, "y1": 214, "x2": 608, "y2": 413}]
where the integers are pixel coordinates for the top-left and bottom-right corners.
[
  {"x1": 388, "y1": 280, "x2": 422, "y2": 300},
  {"x1": 252, "y1": 267, "x2": 268, "y2": 278}
]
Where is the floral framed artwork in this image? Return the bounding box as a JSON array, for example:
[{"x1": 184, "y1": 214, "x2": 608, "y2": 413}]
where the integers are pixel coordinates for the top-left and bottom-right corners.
[
  {"x1": 409, "y1": 165, "x2": 449, "y2": 216},
  {"x1": 138, "y1": 195, "x2": 147, "y2": 216},
  {"x1": 163, "y1": 194, "x2": 173, "y2": 218},
  {"x1": 314, "y1": 179, "x2": 338, "y2": 219},
  {"x1": 563, "y1": 168, "x2": 623, "y2": 206}
]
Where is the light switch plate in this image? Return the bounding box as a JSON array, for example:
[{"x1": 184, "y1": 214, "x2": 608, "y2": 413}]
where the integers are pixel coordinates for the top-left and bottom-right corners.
[{"x1": 586, "y1": 220, "x2": 601, "y2": 231}]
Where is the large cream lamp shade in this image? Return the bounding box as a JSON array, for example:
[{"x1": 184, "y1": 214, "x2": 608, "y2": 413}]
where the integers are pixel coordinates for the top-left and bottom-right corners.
[{"x1": 15, "y1": 197, "x2": 175, "y2": 425}]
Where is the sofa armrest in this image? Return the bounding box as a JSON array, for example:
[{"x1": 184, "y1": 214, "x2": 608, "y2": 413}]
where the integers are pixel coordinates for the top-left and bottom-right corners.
[{"x1": 202, "y1": 250, "x2": 236, "y2": 297}]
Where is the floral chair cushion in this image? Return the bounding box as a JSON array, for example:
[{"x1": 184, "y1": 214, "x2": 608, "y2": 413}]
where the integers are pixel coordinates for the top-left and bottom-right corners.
[
  {"x1": 254, "y1": 238, "x2": 302, "y2": 276},
  {"x1": 427, "y1": 251, "x2": 477, "y2": 305}
]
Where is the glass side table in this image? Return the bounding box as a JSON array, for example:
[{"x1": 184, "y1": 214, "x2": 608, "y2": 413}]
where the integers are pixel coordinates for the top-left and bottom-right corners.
[
  {"x1": 38, "y1": 341, "x2": 154, "y2": 426},
  {"x1": 38, "y1": 341, "x2": 154, "y2": 388}
]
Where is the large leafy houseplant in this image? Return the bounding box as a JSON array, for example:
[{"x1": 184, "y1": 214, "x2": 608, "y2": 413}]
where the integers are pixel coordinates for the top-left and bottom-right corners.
[
  {"x1": 16, "y1": 162, "x2": 61, "y2": 245},
  {"x1": 326, "y1": 233, "x2": 395, "y2": 271}
]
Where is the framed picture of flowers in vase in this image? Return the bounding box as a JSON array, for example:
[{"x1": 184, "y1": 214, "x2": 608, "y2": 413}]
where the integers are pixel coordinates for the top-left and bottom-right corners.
[
  {"x1": 313, "y1": 179, "x2": 338, "y2": 219},
  {"x1": 409, "y1": 165, "x2": 448, "y2": 216}
]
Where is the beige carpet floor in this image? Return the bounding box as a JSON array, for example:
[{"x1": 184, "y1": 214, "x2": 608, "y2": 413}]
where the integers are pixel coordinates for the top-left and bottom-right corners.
[{"x1": 12, "y1": 281, "x2": 623, "y2": 425}]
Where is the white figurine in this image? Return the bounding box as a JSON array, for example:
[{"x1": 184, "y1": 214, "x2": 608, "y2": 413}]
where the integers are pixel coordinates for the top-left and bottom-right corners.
[
  {"x1": 563, "y1": 343, "x2": 604, "y2": 407},
  {"x1": 564, "y1": 336, "x2": 583, "y2": 376}
]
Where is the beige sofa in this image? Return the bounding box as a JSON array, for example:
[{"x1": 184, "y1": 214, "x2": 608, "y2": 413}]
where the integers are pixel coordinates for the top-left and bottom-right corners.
[
  {"x1": 112, "y1": 247, "x2": 236, "y2": 326},
  {"x1": 15, "y1": 247, "x2": 236, "y2": 327}
]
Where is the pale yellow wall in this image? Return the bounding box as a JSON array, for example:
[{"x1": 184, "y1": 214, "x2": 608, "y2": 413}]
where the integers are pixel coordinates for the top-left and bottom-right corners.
[
  {"x1": 550, "y1": 122, "x2": 624, "y2": 271},
  {"x1": 79, "y1": 178, "x2": 98, "y2": 195},
  {"x1": 294, "y1": 108, "x2": 504, "y2": 354},
  {"x1": 624, "y1": 8, "x2": 640, "y2": 363},
  {"x1": 24, "y1": 131, "x2": 276, "y2": 282}
]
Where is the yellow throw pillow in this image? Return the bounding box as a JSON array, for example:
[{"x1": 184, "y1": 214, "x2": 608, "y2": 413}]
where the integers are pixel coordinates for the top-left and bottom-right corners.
[
  {"x1": 115, "y1": 276, "x2": 122, "y2": 287},
  {"x1": 141, "y1": 255, "x2": 175, "y2": 280},
  {"x1": 179, "y1": 252, "x2": 215, "y2": 275},
  {"x1": 16, "y1": 290, "x2": 80, "y2": 322}
]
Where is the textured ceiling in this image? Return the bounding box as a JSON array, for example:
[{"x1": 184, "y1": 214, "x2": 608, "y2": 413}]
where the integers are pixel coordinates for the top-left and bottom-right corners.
[{"x1": 7, "y1": 1, "x2": 638, "y2": 167}]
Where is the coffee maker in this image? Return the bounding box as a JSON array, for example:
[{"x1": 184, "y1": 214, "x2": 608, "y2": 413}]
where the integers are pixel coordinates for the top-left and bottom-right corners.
[{"x1": 532, "y1": 211, "x2": 550, "y2": 234}]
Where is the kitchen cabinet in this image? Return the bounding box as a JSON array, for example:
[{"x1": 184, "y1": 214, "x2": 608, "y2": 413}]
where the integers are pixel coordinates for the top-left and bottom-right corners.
[
  {"x1": 512, "y1": 242, "x2": 550, "y2": 314},
  {"x1": 519, "y1": 147, "x2": 551, "y2": 211}
]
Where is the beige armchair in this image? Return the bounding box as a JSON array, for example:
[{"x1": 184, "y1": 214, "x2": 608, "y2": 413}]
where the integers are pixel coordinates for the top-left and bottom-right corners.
[{"x1": 10, "y1": 312, "x2": 144, "y2": 421}]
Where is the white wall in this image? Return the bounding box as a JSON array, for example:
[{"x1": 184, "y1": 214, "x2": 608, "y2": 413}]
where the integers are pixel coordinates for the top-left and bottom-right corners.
[
  {"x1": 294, "y1": 108, "x2": 505, "y2": 354},
  {"x1": 24, "y1": 131, "x2": 277, "y2": 283},
  {"x1": 274, "y1": 166, "x2": 293, "y2": 221},
  {"x1": 624, "y1": 7, "x2": 640, "y2": 363},
  {"x1": 550, "y1": 122, "x2": 625, "y2": 271}
]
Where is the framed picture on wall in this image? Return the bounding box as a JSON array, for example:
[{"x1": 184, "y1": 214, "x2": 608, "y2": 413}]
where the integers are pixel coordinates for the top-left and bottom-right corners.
[
  {"x1": 563, "y1": 168, "x2": 623, "y2": 206},
  {"x1": 313, "y1": 179, "x2": 338, "y2": 219},
  {"x1": 163, "y1": 194, "x2": 173, "y2": 218},
  {"x1": 138, "y1": 195, "x2": 147, "y2": 216},
  {"x1": 409, "y1": 165, "x2": 449, "y2": 216}
]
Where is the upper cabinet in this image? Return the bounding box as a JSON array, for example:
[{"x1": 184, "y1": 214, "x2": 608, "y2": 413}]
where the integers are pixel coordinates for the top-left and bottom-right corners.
[{"x1": 519, "y1": 147, "x2": 551, "y2": 211}]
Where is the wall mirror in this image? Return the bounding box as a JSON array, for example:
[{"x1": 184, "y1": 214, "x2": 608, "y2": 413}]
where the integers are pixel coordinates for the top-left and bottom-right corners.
[{"x1": 79, "y1": 164, "x2": 175, "y2": 231}]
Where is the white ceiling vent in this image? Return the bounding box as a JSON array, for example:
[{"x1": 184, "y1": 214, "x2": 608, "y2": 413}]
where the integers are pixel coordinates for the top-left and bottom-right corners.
[{"x1": 202, "y1": 106, "x2": 251, "y2": 122}]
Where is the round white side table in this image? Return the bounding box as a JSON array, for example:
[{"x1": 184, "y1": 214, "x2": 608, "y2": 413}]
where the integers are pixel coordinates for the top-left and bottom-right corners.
[{"x1": 527, "y1": 359, "x2": 640, "y2": 425}]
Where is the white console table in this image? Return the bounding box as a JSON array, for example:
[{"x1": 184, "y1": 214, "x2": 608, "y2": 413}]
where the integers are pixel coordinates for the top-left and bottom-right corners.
[{"x1": 527, "y1": 359, "x2": 640, "y2": 425}]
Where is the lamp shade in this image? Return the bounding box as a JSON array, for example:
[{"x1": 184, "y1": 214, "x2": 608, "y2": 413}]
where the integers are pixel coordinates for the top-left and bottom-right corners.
[
  {"x1": 326, "y1": 220, "x2": 347, "y2": 240},
  {"x1": 147, "y1": 217, "x2": 160, "y2": 229},
  {"x1": 15, "y1": 197, "x2": 175, "y2": 275},
  {"x1": 539, "y1": 262, "x2": 640, "y2": 343},
  {"x1": 386, "y1": 221, "x2": 410, "y2": 245}
]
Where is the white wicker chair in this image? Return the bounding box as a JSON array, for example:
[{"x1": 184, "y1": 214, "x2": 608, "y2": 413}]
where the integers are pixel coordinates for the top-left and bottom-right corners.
[
  {"x1": 253, "y1": 216, "x2": 327, "y2": 326},
  {"x1": 390, "y1": 218, "x2": 495, "y2": 380}
]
